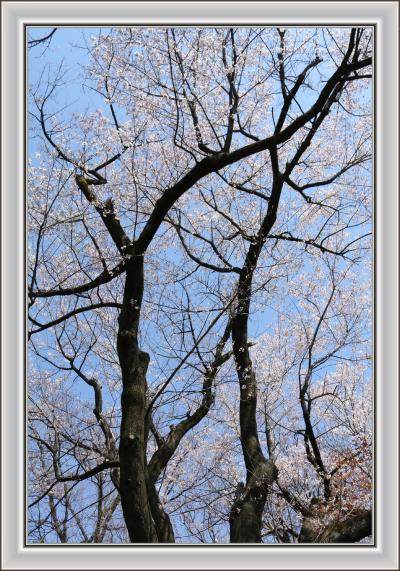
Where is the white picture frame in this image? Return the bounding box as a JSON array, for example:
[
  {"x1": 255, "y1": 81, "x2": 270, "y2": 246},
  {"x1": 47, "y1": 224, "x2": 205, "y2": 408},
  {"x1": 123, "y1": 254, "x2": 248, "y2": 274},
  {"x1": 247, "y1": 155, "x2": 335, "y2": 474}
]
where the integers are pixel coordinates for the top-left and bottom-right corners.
[{"x1": 1, "y1": 1, "x2": 398, "y2": 569}]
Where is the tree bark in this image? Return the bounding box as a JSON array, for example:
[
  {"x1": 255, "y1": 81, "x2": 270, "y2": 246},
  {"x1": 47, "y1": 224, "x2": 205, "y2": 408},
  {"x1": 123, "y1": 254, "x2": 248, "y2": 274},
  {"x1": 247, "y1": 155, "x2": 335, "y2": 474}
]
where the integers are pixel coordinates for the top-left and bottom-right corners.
[
  {"x1": 299, "y1": 508, "x2": 372, "y2": 543},
  {"x1": 229, "y1": 460, "x2": 278, "y2": 542},
  {"x1": 228, "y1": 169, "x2": 283, "y2": 542},
  {"x1": 117, "y1": 255, "x2": 165, "y2": 543}
]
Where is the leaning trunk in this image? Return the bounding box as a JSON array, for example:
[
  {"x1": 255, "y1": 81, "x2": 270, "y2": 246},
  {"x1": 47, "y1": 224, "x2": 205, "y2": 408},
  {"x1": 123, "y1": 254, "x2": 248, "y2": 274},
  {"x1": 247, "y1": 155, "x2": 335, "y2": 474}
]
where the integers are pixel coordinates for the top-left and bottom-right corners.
[{"x1": 299, "y1": 508, "x2": 372, "y2": 543}]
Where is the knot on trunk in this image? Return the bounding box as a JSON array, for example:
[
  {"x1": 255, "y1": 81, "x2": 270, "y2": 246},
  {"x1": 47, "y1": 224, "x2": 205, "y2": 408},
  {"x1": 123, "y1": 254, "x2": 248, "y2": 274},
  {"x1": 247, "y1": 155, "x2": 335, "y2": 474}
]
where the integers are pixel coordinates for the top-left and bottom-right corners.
[
  {"x1": 231, "y1": 460, "x2": 278, "y2": 514},
  {"x1": 247, "y1": 460, "x2": 278, "y2": 500},
  {"x1": 229, "y1": 461, "x2": 278, "y2": 543}
]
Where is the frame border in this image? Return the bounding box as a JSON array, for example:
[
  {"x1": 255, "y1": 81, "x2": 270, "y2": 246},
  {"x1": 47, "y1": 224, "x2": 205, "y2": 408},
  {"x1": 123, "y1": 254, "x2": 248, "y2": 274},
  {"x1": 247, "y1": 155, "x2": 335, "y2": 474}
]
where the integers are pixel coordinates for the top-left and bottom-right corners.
[{"x1": 2, "y1": 2, "x2": 398, "y2": 569}]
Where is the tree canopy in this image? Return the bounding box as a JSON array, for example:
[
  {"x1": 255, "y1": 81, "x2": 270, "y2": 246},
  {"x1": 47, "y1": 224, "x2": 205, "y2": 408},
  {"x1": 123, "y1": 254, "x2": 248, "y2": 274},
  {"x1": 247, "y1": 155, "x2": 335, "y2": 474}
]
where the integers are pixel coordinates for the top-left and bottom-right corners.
[{"x1": 28, "y1": 26, "x2": 373, "y2": 544}]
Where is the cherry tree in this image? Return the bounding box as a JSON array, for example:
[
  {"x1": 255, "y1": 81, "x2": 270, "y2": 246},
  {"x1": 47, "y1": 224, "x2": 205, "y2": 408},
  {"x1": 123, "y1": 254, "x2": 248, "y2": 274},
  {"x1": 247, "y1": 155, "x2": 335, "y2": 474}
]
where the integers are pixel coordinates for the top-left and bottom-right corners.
[{"x1": 28, "y1": 26, "x2": 372, "y2": 543}]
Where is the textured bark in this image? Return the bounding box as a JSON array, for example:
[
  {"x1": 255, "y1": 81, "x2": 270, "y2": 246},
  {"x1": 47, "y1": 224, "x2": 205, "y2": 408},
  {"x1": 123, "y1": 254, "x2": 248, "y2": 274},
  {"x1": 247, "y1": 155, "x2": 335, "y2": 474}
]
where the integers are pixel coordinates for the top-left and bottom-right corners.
[
  {"x1": 146, "y1": 474, "x2": 175, "y2": 543},
  {"x1": 323, "y1": 510, "x2": 372, "y2": 543},
  {"x1": 118, "y1": 346, "x2": 157, "y2": 543},
  {"x1": 228, "y1": 169, "x2": 283, "y2": 542},
  {"x1": 299, "y1": 509, "x2": 372, "y2": 543},
  {"x1": 117, "y1": 254, "x2": 175, "y2": 543},
  {"x1": 229, "y1": 460, "x2": 278, "y2": 543},
  {"x1": 117, "y1": 256, "x2": 157, "y2": 542}
]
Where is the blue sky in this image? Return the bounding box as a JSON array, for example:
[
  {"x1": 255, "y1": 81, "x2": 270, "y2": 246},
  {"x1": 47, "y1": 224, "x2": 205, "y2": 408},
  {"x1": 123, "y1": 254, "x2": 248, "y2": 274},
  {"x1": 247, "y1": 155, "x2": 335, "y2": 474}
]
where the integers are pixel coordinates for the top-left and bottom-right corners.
[{"x1": 27, "y1": 26, "x2": 373, "y2": 543}]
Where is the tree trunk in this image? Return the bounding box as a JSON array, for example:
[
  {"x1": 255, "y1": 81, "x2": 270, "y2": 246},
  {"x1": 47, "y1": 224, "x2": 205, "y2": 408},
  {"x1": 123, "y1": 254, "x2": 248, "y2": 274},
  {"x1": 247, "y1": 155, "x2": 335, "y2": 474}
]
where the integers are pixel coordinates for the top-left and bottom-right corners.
[
  {"x1": 230, "y1": 299, "x2": 278, "y2": 542},
  {"x1": 299, "y1": 508, "x2": 372, "y2": 543},
  {"x1": 229, "y1": 178, "x2": 282, "y2": 543},
  {"x1": 117, "y1": 255, "x2": 173, "y2": 543},
  {"x1": 230, "y1": 494, "x2": 264, "y2": 543},
  {"x1": 118, "y1": 345, "x2": 157, "y2": 542},
  {"x1": 146, "y1": 474, "x2": 175, "y2": 542},
  {"x1": 229, "y1": 460, "x2": 278, "y2": 542}
]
